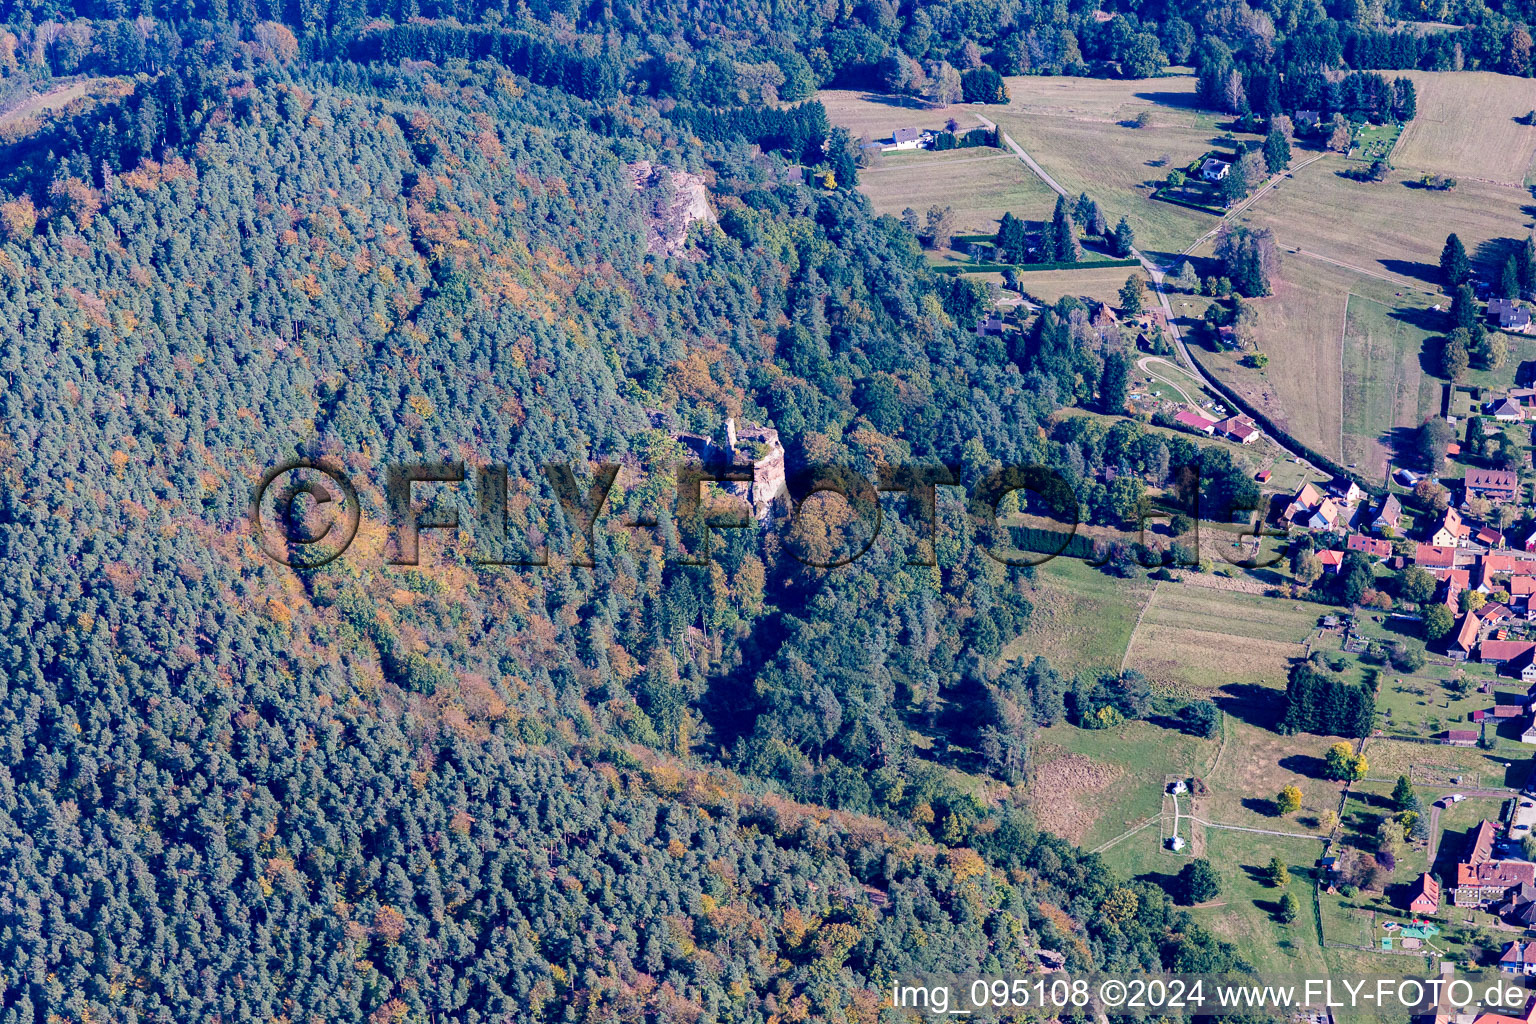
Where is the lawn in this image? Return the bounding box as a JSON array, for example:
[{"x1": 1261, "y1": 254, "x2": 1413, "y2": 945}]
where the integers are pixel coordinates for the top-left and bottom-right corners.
[
  {"x1": 1339, "y1": 291, "x2": 1444, "y2": 483},
  {"x1": 1028, "y1": 717, "x2": 1220, "y2": 848},
  {"x1": 1001, "y1": 548, "x2": 1154, "y2": 678},
  {"x1": 1185, "y1": 830, "x2": 1332, "y2": 975},
  {"x1": 1350, "y1": 121, "x2": 1403, "y2": 165},
  {"x1": 857, "y1": 148, "x2": 1059, "y2": 236},
  {"x1": 1391, "y1": 71, "x2": 1536, "y2": 187},
  {"x1": 1122, "y1": 583, "x2": 1321, "y2": 694},
  {"x1": 1011, "y1": 264, "x2": 1151, "y2": 305},
  {"x1": 1193, "y1": 716, "x2": 1349, "y2": 835}
]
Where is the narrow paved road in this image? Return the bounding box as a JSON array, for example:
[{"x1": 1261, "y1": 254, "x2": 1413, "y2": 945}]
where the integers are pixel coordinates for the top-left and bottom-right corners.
[{"x1": 974, "y1": 113, "x2": 1330, "y2": 479}]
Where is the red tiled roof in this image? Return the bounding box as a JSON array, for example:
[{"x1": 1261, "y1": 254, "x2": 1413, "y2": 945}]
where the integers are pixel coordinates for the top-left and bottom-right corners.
[
  {"x1": 1458, "y1": 860, "x2": 1536, "y2": 889},
  {"x1": 1347, "y1": 534, "x2": 1392, "y2": 557},
  {"x1": 1467, "y1": 820, "x2": 1497, "y2": 867},
  {"x1": 1512, "y1": 575, "x2": 1536, "y2": 596},
  {"x1": 1416, "y1": 544, "x2": 1457, "y2": 568},
  {"x1": 1482, "y1": 640, "x2": 1536, "y2": 663},
  {"x1": 1316, "y1": 549, "x2": 1344, "y2": 566}
]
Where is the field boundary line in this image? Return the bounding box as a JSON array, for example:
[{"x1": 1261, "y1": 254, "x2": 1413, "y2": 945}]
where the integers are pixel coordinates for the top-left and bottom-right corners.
[{"x1": 1120, "y1": 580, "x2": 1161, "y2": 671}]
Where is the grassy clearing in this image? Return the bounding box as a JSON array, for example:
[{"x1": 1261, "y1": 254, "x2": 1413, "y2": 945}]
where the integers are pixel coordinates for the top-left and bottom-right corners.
[
  {"x1": 1186, "y1": 830, "x2": 1331, "y2": 974},
  {"x1": 1123, "y1": 584, "x2": 1319, "y2": 693},
  {"x1": 1003, "y1": 557, "x2": 1153, "y2": 677},
  {"x1": 1199, "y1": 256, "x2": 1356, "y2": 466},
  {"x1": 1010, "y1": 264, "x2": 1152, "y2": 305},
  {"x1": 988, "y1": 108, "x2": 1225, "y2": 258},
  {"x1": 858, "y1": 149, "x2": 1058, "y2": 236},
  {"x1": 815, "y1": 89, "x2": 971, "y2": 141},
  {"x1": 1350, "y1": 121, "x2": 1403, "y2": 165},
  {"x1": 0, "y1": 77, "x2": 126, "y2": 140},
  {"x1": 1339, "y1": 291, "x2": 1443, "y2": 482},
  {"x1": 1030, "y1": 719, "x2": 1218, "y2": 848},
  {"x1": 1194, "y1": 717, "x2": 1347, "y2": 835},
  {"x1": 990, "y1": 72, "x2": 1216, "y2": 128},
  {"x1": 1391, "y1": 71, "x2": 1536, "y2": 186},
  {"x1": 1236, "y1": 153, "x2": 1524, "y2": 291}
]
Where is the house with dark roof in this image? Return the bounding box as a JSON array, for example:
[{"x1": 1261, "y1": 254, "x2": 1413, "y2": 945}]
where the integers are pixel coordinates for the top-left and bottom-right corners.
[
  {"x1": 1491, "y1": 297, "x2": 1535, "y2": 335},
  {"x1": 1372, "y1": 493, "x2": 1402, "y2": 535},
  {"x1": 1466, "y1": 467, "x2": 1520, "y2": 504},
  {"x1": 1200, "y1": 157, "x2": 1231, "y2": 181},
  {"x1": 1500, "y1": 940, "x2": 1536, "y2": 974},
  {"x1": 1487, "y1": 397, "x2": 1526, "y2": 421}
]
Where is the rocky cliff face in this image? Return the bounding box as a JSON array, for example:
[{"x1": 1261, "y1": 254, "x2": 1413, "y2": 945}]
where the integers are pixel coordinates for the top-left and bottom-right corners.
[{"x1": 629, "y1": 160, "x2": 715, "y2": 256}]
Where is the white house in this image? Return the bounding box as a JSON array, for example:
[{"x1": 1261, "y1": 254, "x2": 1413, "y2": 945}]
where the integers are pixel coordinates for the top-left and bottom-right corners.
[{"x1": 1200, "y1": 158, "x2": 1231, "y2": 182}]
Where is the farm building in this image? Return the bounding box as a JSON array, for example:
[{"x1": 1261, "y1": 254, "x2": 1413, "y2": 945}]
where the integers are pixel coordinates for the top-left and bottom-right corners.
[
  {"x1": 1172, "y1": 410, "x2": 1214, "y2": 434},
  {"x1": 1443, "y1": 728, "x2": 1479, "y2": 746}
]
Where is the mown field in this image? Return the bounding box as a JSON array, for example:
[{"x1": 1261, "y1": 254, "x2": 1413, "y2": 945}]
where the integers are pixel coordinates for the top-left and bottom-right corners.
[
  {"x1": 1193, "y1": 128, "x2": 1532, "y2": 475},
  {"x1": 1028, "y1": 719, "x2": 1219, "y2": 849},
  {"x1": 983, "y1": 72, "x2": 1240, "y2": 258},
  {"x1": 1391, "y1": 71, "x2": 1536, "y2": 186},
  {"x1": 1123, "y1": 583, "x2": 1320, "y2": 694},
  {"x1": 1003, "y1": 556, "x2": 1152, "y2": 677},
  {"x1": 858, "y1": 149, "x2": 1058, "y2": 236},
  {"x1": 815, "y1": 88, "x2": 970, "y2": 141},
  {"x1": 1338, "y1": 291, "x2": 1443, "y2": 481}
]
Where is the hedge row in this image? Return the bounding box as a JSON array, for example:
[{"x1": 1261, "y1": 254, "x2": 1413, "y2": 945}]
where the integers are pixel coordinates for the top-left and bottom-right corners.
[{"x1": 1150, "y1": 189, "x2": 1228, "y2": 216}]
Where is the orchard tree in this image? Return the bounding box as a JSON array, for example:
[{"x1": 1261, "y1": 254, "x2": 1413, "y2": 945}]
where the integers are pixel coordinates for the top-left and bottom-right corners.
[{"x1": 1276, "y1": 785, "x2": 1302, "y2": 815}]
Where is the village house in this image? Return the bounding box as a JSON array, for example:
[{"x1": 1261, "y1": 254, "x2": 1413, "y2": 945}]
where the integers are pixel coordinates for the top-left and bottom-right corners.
[
  {"x1": 1216, "y1": 413, "x2": 1260, "y2": 444},
  {"x1": 1328, "y1": 477, "x2": 1365, "y2": 506},
  {"x1": 1501, "y1": 941, "x2": 1536, "y2": 975},
  {"x1": 884, "y1": 127, "x2": 930, "y2": 151},
  {"x1": 1372, "y1": 493, "x2": 1402, "y2": 535},
  {"x1": 1454, "y1": 821, "x2": 1536, "y2": 906},
  {"x1": 1487, "y1": 397, "x2": 1526, "y2": 422},
  {"x1": 1479, "y1": 639, "x2": 1536, "y2": 670},
  {"x1": 1200, "y1": 157, "x2": 1231, "y2": 182},
  {"x1": 1415, "y1": 543, "x2": 1459, "y2": 571},
  {"x1": 1466, "y1": 467, "x2": 1521, "y2": 505},
  {"x1": 1408, "y1": 872, "x2": 1441, "y2": 915},
  {"x1": 1445, "y1": 727, "x2": 1480, "y2": 745},
  {"x1": 1316, "y1": 549, "x2": 1344, "y2": 574},
  {"x1": 1490, "y1": 297, "x2": 1535, "y2": 335},
  {"x1": 1431, "y1": 507, "x2": 1473, "y2": 548},
  {"x1": 1347, "y1": 534, "x2": 1392, "y2": 559},
  {"x1": 1479, "y1": 525, "x2": 1508, "y2": 548}
]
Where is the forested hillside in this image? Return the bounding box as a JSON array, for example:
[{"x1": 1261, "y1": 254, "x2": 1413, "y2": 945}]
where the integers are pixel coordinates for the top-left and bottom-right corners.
[{"x1": 0, "y1": 50, "x2": 1279, "y2": 1022}]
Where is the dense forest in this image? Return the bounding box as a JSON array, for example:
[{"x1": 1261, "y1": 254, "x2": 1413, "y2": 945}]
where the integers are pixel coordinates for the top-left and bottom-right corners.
[
  {"x1": 0, "y1": 0, "x2": 1532, "y2": 1017},
  {"x1": 0, "y1": 51, "x2": 1281, "y2": 1024}
]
